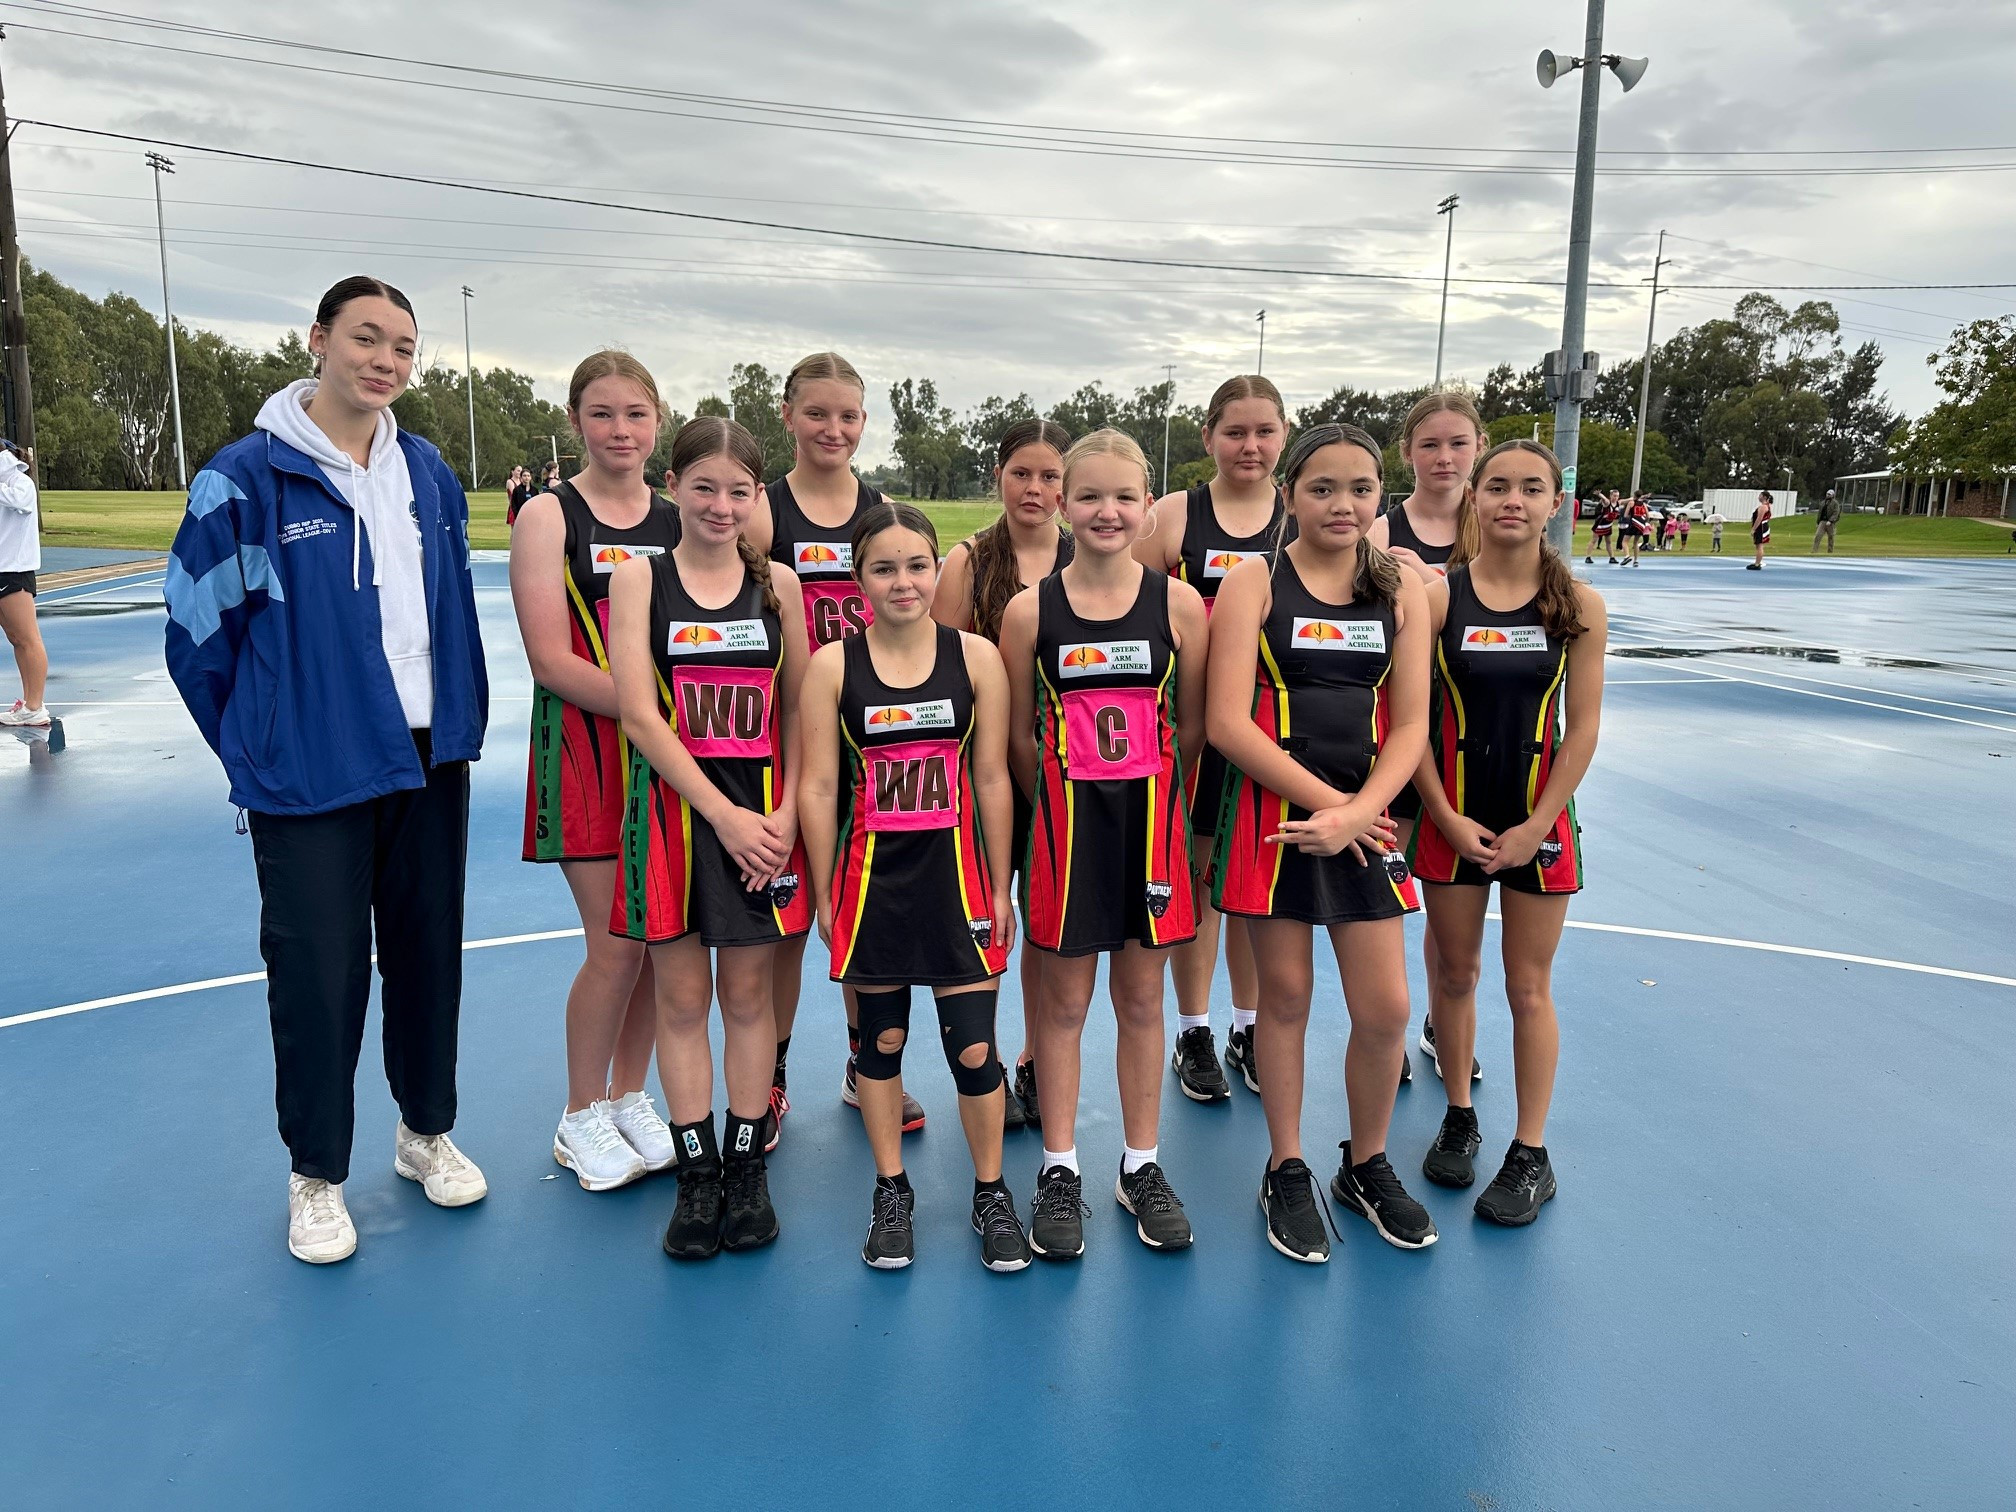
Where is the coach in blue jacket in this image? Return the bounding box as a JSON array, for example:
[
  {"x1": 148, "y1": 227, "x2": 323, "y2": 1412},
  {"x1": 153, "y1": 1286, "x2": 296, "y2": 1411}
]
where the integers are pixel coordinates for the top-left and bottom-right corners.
[{"x1": 166, "y1": 276, "x2": 491, "y2": 1265}]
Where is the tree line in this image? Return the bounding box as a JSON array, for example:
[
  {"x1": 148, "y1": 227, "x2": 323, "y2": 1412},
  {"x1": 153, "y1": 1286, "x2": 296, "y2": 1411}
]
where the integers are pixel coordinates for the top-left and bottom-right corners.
[{"x1": 20, "y1": 260, "x2": 1971, "y2": 501}]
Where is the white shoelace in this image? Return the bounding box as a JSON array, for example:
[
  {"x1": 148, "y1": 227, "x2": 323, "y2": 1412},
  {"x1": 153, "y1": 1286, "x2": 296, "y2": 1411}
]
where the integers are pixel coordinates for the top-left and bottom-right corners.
[
  {"x1": 615, "y1": 1092, "x2": 668, "y2": 1133},
  {"x1": 296, "y1": 1180, "x2": 343, "y2": 1230},
  {"x1": 575, "y1": 1105, "x2": 632, "y2": 1157}
]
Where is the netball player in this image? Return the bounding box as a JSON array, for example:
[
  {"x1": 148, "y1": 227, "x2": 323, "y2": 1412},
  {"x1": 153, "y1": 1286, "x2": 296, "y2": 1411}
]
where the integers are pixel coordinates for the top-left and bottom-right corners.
[
  {"x1": 802, "y1": 503, "x2": 1031, "y2": 1271},
  {"x1": 511, "y1": 352, "x2": 684, "y2": 1191},
  {"x1": 1209, "y1": 424, "x2": 1435, "y2": 1261},
  {"x1": 607, "y1": 417, "x2": 812, "y2": 1259},
  {"x1": 1371, "y1": 392, "x2": 1486, "y2": 1087},
  {"x1": 1133, "y1": 376, "x2": 1289, "y2": 1106},
  {"x1": 745, "y1": 352, "x2": 918, "y2": 1141},
  {"x1": 1411, "y1": 439, "x2": 1607, "y2": 1225},
  {"x1": 933, "y1": 416, "x2": 1074, "y2": 1131},
  {"x1": 1748, "y1": 492, "x2": 1773, "y2": 570},
  {"x1": 1000, "y1": 429, "x2": 1209, "y2": 1257}
]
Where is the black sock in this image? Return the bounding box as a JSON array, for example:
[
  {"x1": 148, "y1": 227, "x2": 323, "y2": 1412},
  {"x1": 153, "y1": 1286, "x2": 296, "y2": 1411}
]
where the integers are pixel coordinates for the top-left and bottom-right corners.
[
  {"x1": 973, "y1": 1176, "x2": 1008, "y2": 1200},
  {"x1": 723, "y1": 1113, "x2": 765, "y2": 1161},
  {"x1": 773, "y1": 1036, "x2": 791, "y2": 1089},
  {"x1": 847, "y1": 1027, "x2": 861, "y2": 1055},
  {"x1": 878, "y1": 1170, "x2": 911, "y2": 1192}
]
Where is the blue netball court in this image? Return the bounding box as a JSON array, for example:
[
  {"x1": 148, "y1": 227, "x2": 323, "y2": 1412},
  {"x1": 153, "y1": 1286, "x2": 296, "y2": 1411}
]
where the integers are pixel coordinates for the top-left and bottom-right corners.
[{"x1": 3, "y1": 554, "x2": 2011, "y2": 1509}]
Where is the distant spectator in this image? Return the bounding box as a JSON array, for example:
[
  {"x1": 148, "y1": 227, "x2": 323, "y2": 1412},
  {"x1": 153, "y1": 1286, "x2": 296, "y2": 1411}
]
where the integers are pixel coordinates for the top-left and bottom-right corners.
[
  {"x1": 1812, "y1": 488, "x2": 1841, "y2": 554},
  {"x1": 1748, "y1": 491, "x2": 1773, "y2": 570},
  {"x1": 1662, "y1": 510, "x2": 1680, "y2": 550},
  {"x1": 1707, "y1": 506, "x2": 1726, "y2": 553},
  {"x1": 505, "y1": 464, "x2": 531, "y2": 526},
  {"x1": 0, "y1": 440, "x2": 48, "y2": 726},
  {"x1": 1677, "y1": 511, "x2": 1691, "y2": 551}
]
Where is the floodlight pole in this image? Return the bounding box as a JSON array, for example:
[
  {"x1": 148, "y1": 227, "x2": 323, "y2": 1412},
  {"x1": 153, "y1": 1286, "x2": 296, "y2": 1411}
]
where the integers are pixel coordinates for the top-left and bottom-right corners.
[
  {"x1": 461, "y1": 285, "x2": 477, "y2": 490},
  {"x1": 1255, "y1": 310, "x2": 1266, "y2": 374},
  {"x1": 1629, "y1": 229, "x2": 1669, "y2": 495},
  {"x1": 1433, "y1": 194, "x2": 1459, "y2": 388},
  {"x1": 147, "y1": 151, "x2": 187, "y2": 490},
  {"x1": 1546, "y1": 0, "x2": 1608, "y2": 558},
  {"x1": 1160, "y1": 364, "x2": 1176, "y2": 494}
]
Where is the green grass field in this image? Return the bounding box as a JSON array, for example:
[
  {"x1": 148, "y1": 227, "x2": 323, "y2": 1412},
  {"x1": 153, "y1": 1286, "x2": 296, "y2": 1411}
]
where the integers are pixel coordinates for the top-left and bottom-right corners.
[{"x1": 35, "y1": 490, "x2": 2015, "y2": 560}]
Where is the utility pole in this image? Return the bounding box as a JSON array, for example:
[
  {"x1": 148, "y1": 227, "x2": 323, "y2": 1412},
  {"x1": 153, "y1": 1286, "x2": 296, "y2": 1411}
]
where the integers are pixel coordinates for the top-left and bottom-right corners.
[
  {"x1": 0, "y1": 31, "x2": 37, "y2": 482},
  {"x1": 146, "y1": 152, "x2": 187, "y2": 490},
  {"x1": 1628, "y1": 229, "x2": 1670, "y2": 496},
  {"x1": 1433, "y1": 194, "x2": 1459, "y2": 388},
  {"x1": 1536, "y1": 4, "x2": 1647, "y2": 557},
  {"x1": 460, "y1": 284, "x2": 477, "y2": 490},
  {"x1": 1159, "y1": 364, "x2": 1176, "y2": 494},
  {"x1": 1255, "y1": 310, "x2": 1266, "y2": 374}
]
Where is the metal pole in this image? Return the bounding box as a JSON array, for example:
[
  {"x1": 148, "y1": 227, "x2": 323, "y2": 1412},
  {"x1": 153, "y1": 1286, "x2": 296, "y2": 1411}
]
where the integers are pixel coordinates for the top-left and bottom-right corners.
[
  {"x1": 147, "y1": 152, "x2": 187, "y2": 489},
  {"x1": 1629, "y1": 229, "x2": 1667, "y2": 495},
  {"x1": 549, "y1": 434, "x2": 559, "y2": 469},
  {"x1": 1255, "y1": 310, "x2": 1266, "y2": 374},
  {"x1": 1434, "y1": 194, "x2": 1459, "y2": 388},
  {"x1": 1548, "y1": 0, "x2": 1607, "y2": 557},
  {"x1": 1160, "y1": 363, "x2": 1175, "y2": 494},
  {"x1": 0, "y1": 31, "x2": 39, "y2": 483},
  {"x1": 460, "y1": 285, "x2": 477, "y2": 490}
]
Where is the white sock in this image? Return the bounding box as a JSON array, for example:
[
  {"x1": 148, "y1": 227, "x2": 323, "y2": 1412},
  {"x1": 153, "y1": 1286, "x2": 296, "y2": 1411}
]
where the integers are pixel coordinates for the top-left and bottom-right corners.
[
  {"x1": 1177, "y1": 1011, "x2": 1210, "y2": 1034},
  {"x1": 1042, "y1": 1146, "x2": 1079, "y2": 1176},
  {"x1": 1232, "y1": 1008, "x2": 1258, "y2": 1032},
  {"x1": 1121, "y1": 1143, "x2": 1158, "y2": 1175}
]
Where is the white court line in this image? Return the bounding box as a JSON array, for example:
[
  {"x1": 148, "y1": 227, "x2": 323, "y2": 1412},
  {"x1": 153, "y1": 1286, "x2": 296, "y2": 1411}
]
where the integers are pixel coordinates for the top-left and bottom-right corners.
[
  {"x1": 1603, "y1": 677, "x2": 1717, "y2": 685},
  {"x1": 44, "y1": 575, "x2": 167, "y2": 605},
  {"x1": 1640, "y1": 659, "x2": 2016, "y2": 734},
  {"x1": 4, "y1": 920, "x2": 2010, "y2": 1034},
  {"x1": 1609, "y1": 607, "x2": 2016, "y2": 690},
  {"x1": 1609, "y1": 616, "x2": 2016, "y2": 705}
]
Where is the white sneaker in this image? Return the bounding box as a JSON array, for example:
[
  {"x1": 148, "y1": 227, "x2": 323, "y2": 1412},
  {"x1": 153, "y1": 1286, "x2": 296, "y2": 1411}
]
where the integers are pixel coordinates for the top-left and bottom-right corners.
[
  {"x1": 287, "y1": 1174, "x2": 357, "y2": 1264},
  {"x1": 0, "y1": 700, "x2": 51, "y2": 727},
  {"x1": 394, "y1": 1122, "x2": 488, "y2": 1206},
  {"x1": 605, "y1": 1090, "x2": 678, "y2": 1172},
  {"x1": 554, "y1": 1101, "x2": 648, "y2": 1190}
]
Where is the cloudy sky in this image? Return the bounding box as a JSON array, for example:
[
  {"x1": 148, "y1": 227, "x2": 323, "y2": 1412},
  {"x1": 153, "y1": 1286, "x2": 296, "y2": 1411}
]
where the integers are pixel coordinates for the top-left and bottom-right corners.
[{"x1": 11, "y1": 0, "x2": 2016, "y2": 458}]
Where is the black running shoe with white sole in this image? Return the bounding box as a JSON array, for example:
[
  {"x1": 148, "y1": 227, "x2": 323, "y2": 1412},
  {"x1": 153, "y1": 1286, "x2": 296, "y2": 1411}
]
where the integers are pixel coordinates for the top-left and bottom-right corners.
[
  {"x1": 1116, "y1": 1162, "x2": 1193, "y2": 1251},
  {"x1": 1224, "y1": 1026, "x2": 1260, "y2": 1094},
  {"x1": 1474, "y1": 1141, "x2": 1556, "y2": 1226},
  {"x1": 1029, "y1": 1165, "x2": 1086, "y2": 1260},
  {"x1": 662, "y1": 1161, "x2": 725, "y2": 1261},
  {"x1": 1422, "y1": 1105, "x2": 1481, "y2": 1188},
  {"x1": 862, "y1": 1178, "x2": 915, "y2": 1269},
  {"x1": 720, "y1": 1155, "x2": 780, "y2": 1251},
  {"x1": 1014, "y1": 1060, "x2": 1042, "y2": 1131},
  {"x1": 1002, "y1": 1068, "x2": 1028, "y2": 1131},
  {"x1": 1331, "y1": 1142, "x2": 1437, "y2": 1249},
  {"x1": 972, "y1": 1186, "x2": 1032, "y2": 1272},
  {"x1": 1420, "y1": 1020, "x2": 1481, "y2": 1083},
  {"x1": 1171, "y1": 1025, "x2": 1231, "y2": 1102},
  {"x1": 1260, "y1": 1158, "x2": 1330, "y2": 1263}
]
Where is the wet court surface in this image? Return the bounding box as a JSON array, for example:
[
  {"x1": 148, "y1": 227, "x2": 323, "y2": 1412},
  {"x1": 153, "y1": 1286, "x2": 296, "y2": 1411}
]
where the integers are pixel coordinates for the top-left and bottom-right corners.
[{"x1": 4, "y1": 556, "x2": 2011, "y2": 1509}]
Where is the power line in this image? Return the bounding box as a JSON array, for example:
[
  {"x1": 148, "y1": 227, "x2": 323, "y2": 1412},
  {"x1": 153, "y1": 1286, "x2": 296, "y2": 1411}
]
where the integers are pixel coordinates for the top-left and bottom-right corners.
[
  {"x1": 19, "y1": 118, "x2": 2016, "y2": 293},
  {"x1": 9, "y1": 12, "x2": 2016, "y2": 178}
]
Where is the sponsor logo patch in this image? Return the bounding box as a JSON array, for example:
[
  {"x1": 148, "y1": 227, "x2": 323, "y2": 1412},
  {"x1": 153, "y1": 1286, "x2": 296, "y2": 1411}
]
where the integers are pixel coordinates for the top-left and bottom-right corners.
[
  {"x1": 592, "y1": 543, "x2": 666, "y2": 573},
  {"x1": 1204, "y1": 550, "x2": 1253, "y2": 578},
  {"x1": 1058, "y1": 640, "x2": 1151, "y2": 678},
  {"x1": 1293, "y1": 616, "x2": 1386, "y2": 653},
  {"x1": 794, "y1": 541, "x2": 852, "y2": 572},
  {"x1": 1461, "y1": 624, "x2": 1549, "y2": 653},
  {"x1": 865, "y1": 699, "x2": 956, "y2": 730},
  {"x1": 667, "y1": 618, "x2": 769, "y2": 655}
]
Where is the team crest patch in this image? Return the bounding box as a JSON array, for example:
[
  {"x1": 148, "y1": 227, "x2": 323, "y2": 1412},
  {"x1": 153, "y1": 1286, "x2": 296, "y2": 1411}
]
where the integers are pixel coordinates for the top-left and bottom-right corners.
[
  {"x1": 1535, "y1": 839, "x2": 1563, "y2": 868},
  {"x1": 1293, "y1": 616, "x2": 1386, "y2": 652},
  {"x1": 1058, "y1": 640, "x2": 1151, "y2": 678},
  {"x1": 768, "y1": 872, "x2": 801, "y2": 909},
  {"x1": 968, "y1": 917, "x2": 993, "y2": 948},
  {"x1": 1382, "y1": 850, "x2": 1411, "y2": 886},
  {"x1": 1145, "y1": 881, "x2": 1173, "y2": 918}
]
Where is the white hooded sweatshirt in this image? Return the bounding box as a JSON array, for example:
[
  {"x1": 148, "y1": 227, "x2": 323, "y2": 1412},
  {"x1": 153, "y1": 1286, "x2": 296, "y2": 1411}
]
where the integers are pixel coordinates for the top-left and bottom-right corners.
[
  {"x1": 0, "y1": 449, "x2": 37, "y2": 573},
  {"x1": 256, "y1": 379, "x2": 434, "y2": 727}
]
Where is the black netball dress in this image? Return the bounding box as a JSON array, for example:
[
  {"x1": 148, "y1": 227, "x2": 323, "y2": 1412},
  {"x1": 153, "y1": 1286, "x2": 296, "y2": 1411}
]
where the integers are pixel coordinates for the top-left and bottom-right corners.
[
  {"x1": 1411, "y1": 566, "x2": 1582, "y2": 895},
  {"x1": 1212, "y1": 555, "x2": 1419, "y2": 925},
  {"x1": 766, "y1": 474, "x2": 880, "y2": 649},
  {"x1": 612, "y1": 553, "x2": 813, "y2": 944},
  {"x1": 523, "y1": 481, "x2": 681, "y2": 862},
  {"x1": 1023, "y1": 569, "x2": 1196, "y2": 955},
  {"x1": 827, "y1": 626, "x2": 1009, "y2": 987}
]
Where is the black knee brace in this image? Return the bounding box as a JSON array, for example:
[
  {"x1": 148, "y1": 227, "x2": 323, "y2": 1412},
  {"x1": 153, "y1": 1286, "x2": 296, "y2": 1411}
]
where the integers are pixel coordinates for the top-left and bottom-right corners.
[
  {"x1": 937, "y1": 988, "x2": 1002, "y2": 1097},
  {"x1": 854, "y1": 986, "x2": 912, "y2": 1081}
]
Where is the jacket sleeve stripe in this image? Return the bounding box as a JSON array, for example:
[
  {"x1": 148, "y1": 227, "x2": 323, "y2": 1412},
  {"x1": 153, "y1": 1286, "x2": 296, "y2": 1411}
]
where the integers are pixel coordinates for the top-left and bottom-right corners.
[
  {"x1": 186, "y1": 467, "x2": 247, "y2": 521},
  {"x1": 166, "y1": 545, "x2": 282, "y2": 647}
]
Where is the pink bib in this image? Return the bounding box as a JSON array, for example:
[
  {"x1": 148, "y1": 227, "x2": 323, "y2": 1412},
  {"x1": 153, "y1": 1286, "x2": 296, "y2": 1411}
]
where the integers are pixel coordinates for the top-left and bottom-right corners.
[
  {"x1": 864, "y1": 738, "x2": 961, "y2": 831},
  {"x1": 1060, "y1": 686, "x2": 1161, "y2": 781},
  {"x1": 672, "y1": 666, "x2": 775, "y2": 759},
  {"x1": 801, "y1": 579, "x2": 872, "y2": 647}
]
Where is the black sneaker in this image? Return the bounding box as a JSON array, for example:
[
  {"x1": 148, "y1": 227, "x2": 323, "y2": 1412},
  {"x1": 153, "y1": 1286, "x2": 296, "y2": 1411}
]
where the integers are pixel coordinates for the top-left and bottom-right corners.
[
  {"x1": 1001, "y1": 1066, "x2": 1028, "y2": 1131},
  {"x1": 1259, "y1": 1158, "x2": 1330, "y2": 1263},
  {"x1": 841, "y1": 1054, "x2": 861, "y2": 1109},
  {"x1": 1420, "y1": 1020, "x2": 1481, "y2": 1083},
  {"x1": 1029, "y1": 1165, "x2": 1086, "y2": 1260},
  {"x1": 720, "y1": 1155, "x2": 779, "y2": 1251},
  {"x1": 862, "y1": 1177, "x2": 915, "y2": 1269},
  {"x1": 1115, "y1": 1162, "x2": 1193, "y2": 1251},
  {"x1": 972, "y1": 1185, "x2": 1032, "y2": 1272},
  {"x1": 844, "y1": 1057, "x2": 926, "y2": 1132},
  {"x1": 1397, "y1": 1044, "x2": 1413, "y2": 1087},
  {"x1": 1171, "y1": 1025, "x2": 1231, "y2": 1102},
  {"x1": 1422, "y1": 1104, "x2": 1482, "y2": 1188},
  {"x1": 900, "y1": 1088, "x2": 926, "y2": 1134},
  {"x1": 662, "y1": 1160, "x2": 725, "y2": 1260},
  {"x1": 1331, "y1": 1142, "x2": 1437, "y2": 1249},
  {"x1": 1014, "y1": 1060, "x2": 1042, "y2": 1131},
  {"x1": 1224, "y1": 1025, "x2": 1260, "y2": 1093},
  {"x1": 1475, "y1": 1141, "x2": 1556, "y2": 1226}
]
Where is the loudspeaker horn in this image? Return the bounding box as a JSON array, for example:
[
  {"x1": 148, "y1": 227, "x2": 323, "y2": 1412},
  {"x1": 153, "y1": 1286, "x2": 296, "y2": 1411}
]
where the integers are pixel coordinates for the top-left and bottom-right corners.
[
  {"x1": 1608, "y1": 54, "x2": 1649, "y2": 92},
  {"x1": 1536, "y1": 49, "x2": 1562, "y2": 88}
]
